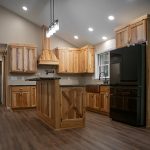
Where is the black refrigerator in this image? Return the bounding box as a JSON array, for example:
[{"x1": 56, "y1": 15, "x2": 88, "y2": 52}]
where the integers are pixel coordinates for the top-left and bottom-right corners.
[{"x1": 110, "y1": 44, "x2": 146, "y2": 126}]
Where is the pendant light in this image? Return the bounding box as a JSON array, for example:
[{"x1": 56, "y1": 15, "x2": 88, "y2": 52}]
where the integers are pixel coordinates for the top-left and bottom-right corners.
[{"x1": 46, "y1": 0, "x2": 59, "y2": 38}]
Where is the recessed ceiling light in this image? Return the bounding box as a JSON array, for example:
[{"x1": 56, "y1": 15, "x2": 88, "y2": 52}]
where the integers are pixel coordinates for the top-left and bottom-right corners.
[
  {"x1": 102, "y1": 36, "x2": 108, "y2": 40},
  {"x1": 22, "y1": 6, "x2": 28, "y2": 11},
  {"x1": 88, "y1": 27, "x2": 94, "y2": 32},
  {"x1": 74, "y1": 35, "x2": 79, "y2": 39},
  {"x1": 108, "y1": 15, "x2": 115, "y2": 21}
]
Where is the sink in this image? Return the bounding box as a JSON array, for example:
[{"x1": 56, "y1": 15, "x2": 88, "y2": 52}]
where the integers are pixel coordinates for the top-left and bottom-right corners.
[{"x1": 86, "y1": 84, "x2": 100, "y2": 93}]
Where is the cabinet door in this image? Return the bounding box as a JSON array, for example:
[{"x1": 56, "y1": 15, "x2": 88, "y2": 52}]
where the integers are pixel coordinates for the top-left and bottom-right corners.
[
  {"x1": 67, "y1": 50, "x2": 74, "y2": 73},
  {"x1": 11, "y1": 91, "x2": 22, "y2": 108},
  {"x1": 116, "y1": 27, "x2": 129, "y2": 48},
  {"x1": 129, "y1": 20, "x2": 147, "y2": 44},
  {"x1": 22, "y1": 91, "x2": 31, "y2": 107},
  {"x1": 11, "y1": 47, "x2": 24, "y2": 72},
  {"x1": 61, "y1": 87, "x2": 85, "y2": 128},
  {"x1": 58, "y1": 50, "x2": 68, "y2": 73},
  {"x1": 24, "y1": 47, "x2": 37, "y2": 73},
  {"x1": 30, "y1": 86, "x2": 36, "y2": 107},
  {"x1": 86, "y1": 93, "x2": 100, "y2": 111},
  {"x1": 79, "y1": 49, "x2": 87, "y2": 72},
  {"x1": 100, "y1": 92, "x2": 110, "y2": 114},
  {"x1": 73, "y1": 50, "x2": 79, "y2": 73},
  {"x1": 87, "y1": 48, "x2": 94, "y2": 73}
]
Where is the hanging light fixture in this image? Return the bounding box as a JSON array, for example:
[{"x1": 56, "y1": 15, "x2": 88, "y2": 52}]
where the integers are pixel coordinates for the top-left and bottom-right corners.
[{"x1": 46, "y1": 0, "x2": 59, "y2": 38}]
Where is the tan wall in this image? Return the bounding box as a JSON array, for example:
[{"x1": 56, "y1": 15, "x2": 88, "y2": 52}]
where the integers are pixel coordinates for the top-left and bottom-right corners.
[
  {"x1": 95, "y1": 39, "x2": 116, "y2": 54},
  {"x1": 0, "y1": 6, "x2": 41, "y2": 50},
  {"x1": 0, "y1": 6, "x2": 74, "y2": 54}
]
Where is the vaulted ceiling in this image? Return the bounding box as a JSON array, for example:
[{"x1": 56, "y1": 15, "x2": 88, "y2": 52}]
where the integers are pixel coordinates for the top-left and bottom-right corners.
[{"x1": 0, "y1": 0, "x2": 150, "y2": 47}]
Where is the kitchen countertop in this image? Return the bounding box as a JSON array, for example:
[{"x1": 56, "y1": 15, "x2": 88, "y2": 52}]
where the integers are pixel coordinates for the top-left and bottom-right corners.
[
  {"x1": 86, "y1": 84, "x2": 110, "y2": 86},
  {"x1": 8, "y1": 81, "x2": 36, "y2": 86},
  {"x1": 60, "y1": 85, "x2": 85, "y2": 87},
  {"x1": 26, "y1": 77, "x2": 61, "y2": 81}
]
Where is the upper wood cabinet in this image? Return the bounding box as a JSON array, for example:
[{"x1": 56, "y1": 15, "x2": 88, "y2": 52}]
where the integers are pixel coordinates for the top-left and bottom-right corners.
[
  {"x1": 55, "y1": 45, "x2": 94, "y2": 74},
  {"x1": 55, "y1": 48, "x2": 77, "y2": 73},
  {"x1": 80, "y1": 45, "x2": 95, "y2": 73},
  {"x1": 9, "y1": 44, "x2": 37, "y2": 73},
  {"x1": 115, "y1": 15, "x2": 148, "y2": 48},
  {"x1": 116, "y1": 26, "x2": 129, "y2": 48},
  {"x1": 129, "y1": 20, "x2": 147, "y2": 45}
]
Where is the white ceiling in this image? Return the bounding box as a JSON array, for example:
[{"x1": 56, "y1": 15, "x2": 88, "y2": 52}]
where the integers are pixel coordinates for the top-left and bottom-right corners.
[{"x1": 0, "y1": 0, "x2": 150, "y2": 47}]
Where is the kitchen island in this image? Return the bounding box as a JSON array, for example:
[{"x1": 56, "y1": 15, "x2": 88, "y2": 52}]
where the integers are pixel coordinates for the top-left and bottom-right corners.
[{"x1": 28, "y1": 77, "x2": 86, "y2": 130}]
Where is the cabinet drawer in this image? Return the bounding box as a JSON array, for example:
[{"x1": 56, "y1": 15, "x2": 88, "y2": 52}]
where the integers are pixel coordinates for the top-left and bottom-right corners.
[
  {"x1": 100, "y1": 86, "x2": 110, "y2": 92},
  {"x1": 11, "y1": 86, "x2": 30, "y2": 92}
]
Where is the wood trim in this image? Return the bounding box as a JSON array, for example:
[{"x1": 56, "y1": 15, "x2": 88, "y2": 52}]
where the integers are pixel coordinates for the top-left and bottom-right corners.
[
  {"x1": 38, "y1": 60, "x2": 59, "y2": 65},
  {"x1": 146, "y1": 17, "x2": 150, "y2": 127},
  {"x1": 130, "y1": 14, "x2": 150, "y2": 25},
  {"x1": 80, "y1": 45, "x2": 94, "y2": 49},
  {"x1": 115, "y1": 14, "x2": 150, "y2": 31},
  {"x1": 61, "y1": 118, "x2": 84, "y2": 129},
  {"x1": 53, "y1": 47, "x2": 80, "y2": 51},
  {"x1": 54, "y1": 80, "x2": 61, "y2": 129}
]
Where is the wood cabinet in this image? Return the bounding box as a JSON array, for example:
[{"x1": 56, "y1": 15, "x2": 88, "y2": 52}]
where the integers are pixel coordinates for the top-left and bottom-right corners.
[
  {"x1": 115, "y1": 15, "x2": 148, "y2": 48},
  {"x1": 129, "y1": 20, "x2": 147, "y2": 45},
  {"x1": 60, "y1": 87, "x2": 86, "y2": 129},
  {"x1": 9, "y1": 44, "x2": 37, "y2": 73},
  {"x1": 57, "y1": 50, "x2": 68, "y2": 73},
  {"x1": 55, "y1": 45, "x2": 94, "y2": 73},
  {"x1": 56, "y1": 48, "x2": 77, "y2": 73},
  {"x1": 11, "y1": 86, "x2": 36, "y2": 108},
  {"x1": 30, "y1": 86, "x2": 36, "y2": 107},
  {"x1": 86, "y1": 86, "x2": 110, "y2": 115},
  {"x1": 116, "y1": 26, "x2": 129, "y2": 48},
  {"x1": 100, "y1": 86, "x2": 110, "y2": 114},
  {"x1": 73, "y1": 50, "x2": 80, "y2": 73},
  {"x1": 86, "y1": 93, "x2": 100, "y2": 112},
  {"x1": 79, "y1": 45, "x2": 95, "y2": 73}
]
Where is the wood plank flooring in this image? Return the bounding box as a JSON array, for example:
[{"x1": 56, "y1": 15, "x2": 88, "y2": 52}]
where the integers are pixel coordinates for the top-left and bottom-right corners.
[{"x1": 0, "y1": 106, "x2": 150, "y2": 150}]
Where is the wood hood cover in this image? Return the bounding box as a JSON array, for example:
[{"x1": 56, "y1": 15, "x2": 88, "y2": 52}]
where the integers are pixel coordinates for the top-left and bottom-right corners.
[{"x1": 38, "y1": 26, "x2": 59, "y2": 65}]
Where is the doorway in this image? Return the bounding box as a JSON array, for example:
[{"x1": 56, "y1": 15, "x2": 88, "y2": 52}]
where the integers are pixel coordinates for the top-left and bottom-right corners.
[
  {"x1": 0, "y1": 59, "x2": 3, "y2": 104},
  {"x1": 0, "y1": 61, "x2": 2, "y2": 104}
]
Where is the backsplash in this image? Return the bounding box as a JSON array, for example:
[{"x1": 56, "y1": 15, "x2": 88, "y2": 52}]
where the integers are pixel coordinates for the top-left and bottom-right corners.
[{"x1": 8, "y1": 65, "x2": 85, "y2": 85}]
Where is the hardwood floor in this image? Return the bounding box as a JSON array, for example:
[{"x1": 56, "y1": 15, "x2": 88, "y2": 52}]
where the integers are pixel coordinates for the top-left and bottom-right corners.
[{"x1": 0, "y1": 107, "x2": 150, "y2": 150}]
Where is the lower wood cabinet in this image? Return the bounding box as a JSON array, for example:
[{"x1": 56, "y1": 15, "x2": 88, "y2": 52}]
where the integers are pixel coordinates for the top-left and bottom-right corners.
[
  {"x1": 11, "y1": 86, "x2": 36, "y2": 108},
  {"x1": 60, "y1": 87, "x2": 86, "y2": 129},
  {"x1": 86, "y1": 93, "x2": 100, "y2": 112},
  {"x1": 86, "y1": 86, "x2": 110, "y2": 115}
]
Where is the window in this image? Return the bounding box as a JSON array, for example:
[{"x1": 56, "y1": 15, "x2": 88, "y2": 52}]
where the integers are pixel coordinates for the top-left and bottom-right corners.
[{"x1": 95, "y1": 52, "x2": 110, "y2": 80}]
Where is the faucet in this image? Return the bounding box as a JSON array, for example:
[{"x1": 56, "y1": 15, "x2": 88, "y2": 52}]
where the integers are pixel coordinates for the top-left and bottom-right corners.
[
  {"x1": 99, "y1": 72, "x2": 108, "y2": 84},
  {"x1": 45, "y1": 69, "x2": 54, "y2": 75}
]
